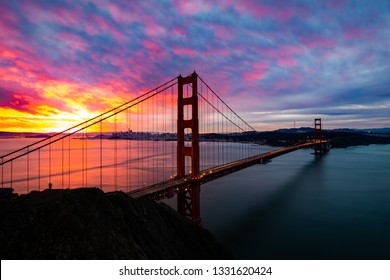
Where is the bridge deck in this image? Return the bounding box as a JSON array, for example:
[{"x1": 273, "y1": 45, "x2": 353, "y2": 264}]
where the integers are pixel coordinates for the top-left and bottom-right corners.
[{"x1": 128, "y1": 140, "x2": 328, "y2": 200}]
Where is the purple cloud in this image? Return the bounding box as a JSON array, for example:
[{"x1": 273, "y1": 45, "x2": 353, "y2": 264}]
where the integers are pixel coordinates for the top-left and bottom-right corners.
[{"x1": 0, "y1": 0, "x2": 389, "y2": 131}]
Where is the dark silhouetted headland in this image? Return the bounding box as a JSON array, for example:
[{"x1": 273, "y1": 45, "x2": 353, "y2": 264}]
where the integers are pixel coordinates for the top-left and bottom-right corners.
[{"x1": 0, "y1": 188, "x2": 230, "y2": 259}]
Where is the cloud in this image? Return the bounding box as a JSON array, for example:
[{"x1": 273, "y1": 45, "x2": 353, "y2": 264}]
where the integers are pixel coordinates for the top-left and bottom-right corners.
[
  {"x1": 173, "y1": 0, "x2": 212, "y2": 15},
  {"x1": 0, "y1": 0, "x2": 389, "y2": 132}
]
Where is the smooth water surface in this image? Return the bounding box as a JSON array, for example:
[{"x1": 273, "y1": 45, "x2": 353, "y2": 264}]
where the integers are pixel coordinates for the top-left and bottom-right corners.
[{"x1": 200, "y1": 145, "x2": 390, "y2": 259}]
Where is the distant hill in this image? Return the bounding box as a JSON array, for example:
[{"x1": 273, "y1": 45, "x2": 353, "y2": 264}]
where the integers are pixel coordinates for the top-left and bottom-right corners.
[
  {"x1": 276, "y1": 127, "x2": 313, "y2": 133},
  {"x1": 2, "y1": 127, "x2": 390, "y2": 148},
  {"x1": 203, "y1": 128, "x2": 390, "y2": 148},
  {"x1": 0, "y1": 132, "x2": 51, "y2": 138},
  {"x1": 333, "y1": 128, "x2": 390, "y2": 135}
]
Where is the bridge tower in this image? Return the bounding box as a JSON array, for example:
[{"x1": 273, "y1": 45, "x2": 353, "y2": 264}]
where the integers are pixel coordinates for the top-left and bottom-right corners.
[
  {"x1": 177, "y1": 72, "x2": 201, "y2": 225},
  {"x1": 314, "y1": 118, "x2": 327, "y2": 155}
]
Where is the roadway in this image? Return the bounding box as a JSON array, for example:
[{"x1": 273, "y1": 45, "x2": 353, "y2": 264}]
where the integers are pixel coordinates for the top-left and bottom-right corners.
[{"x1": 128, "y1": 140, "x2": 328, "y2": 200}]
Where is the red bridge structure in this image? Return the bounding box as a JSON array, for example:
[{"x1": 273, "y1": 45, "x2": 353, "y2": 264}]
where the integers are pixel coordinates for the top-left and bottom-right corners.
[{"x1": 0, "y1": 72, "x2": 329, "y2": 225}]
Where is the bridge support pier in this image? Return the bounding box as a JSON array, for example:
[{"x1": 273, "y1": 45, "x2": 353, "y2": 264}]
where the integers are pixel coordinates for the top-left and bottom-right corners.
[
  {"x1": 177, "y1": 182, "x2": 201, "y2": 224},
  {"x1": 177, "y1": 72, "x2": 201, "y2": 225}
]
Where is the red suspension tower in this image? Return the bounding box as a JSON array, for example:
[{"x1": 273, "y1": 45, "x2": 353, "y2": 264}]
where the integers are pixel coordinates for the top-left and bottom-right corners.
[
  {"x1": 177, "y1": 72, "x2": 201, "y2": 225},
  {"x1": 314, "y1": 118, "x2": 327, "y2": 155}
]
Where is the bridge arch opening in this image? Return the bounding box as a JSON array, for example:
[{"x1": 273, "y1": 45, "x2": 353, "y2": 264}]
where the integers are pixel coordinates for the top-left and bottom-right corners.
[{"x1": 184, "y1": 105, "x2": 192, "y2": 121}]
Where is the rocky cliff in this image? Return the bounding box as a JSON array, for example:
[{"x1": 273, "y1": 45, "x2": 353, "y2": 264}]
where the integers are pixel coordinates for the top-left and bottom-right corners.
[{"x1": 0, "y1": 188, "x2": 230, "y2": 259}]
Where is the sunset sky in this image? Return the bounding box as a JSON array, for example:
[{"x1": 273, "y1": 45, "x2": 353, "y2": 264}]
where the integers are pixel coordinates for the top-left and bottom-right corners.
[{"x1": 1, "y1": 0, "x2": 389, "y2": 132}]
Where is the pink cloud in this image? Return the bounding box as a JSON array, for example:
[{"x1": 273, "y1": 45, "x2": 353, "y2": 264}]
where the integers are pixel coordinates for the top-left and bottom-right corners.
[
  {"x1": 324, "y1": 0, "x2": 348, "y2": 12},
  {"x1": 142, "y1": 15, "x2": 167, "y2": 37},
  {"x1": 358, "y1": 52, "x2": 374, "y2": 65},
  {"x1": 8, "y1": 93, "x2": 34, "y2": 111},
  {"x1": 0, "y1": 45, "x2": 53, "y2": 85},
  {"x1": 260, "y1": 45, "x2": 302, "y2": 68},
  {"x1": 0, "y1": 77, "x2": 47, "y2": 115},
  {"x1": 173, "y1": 47, "x2": 197, "y2": 56},
  {"x1": 280, "y1": 45, "x2": 305, "y2": 56},
  {"x1": 59, "y1": 32, "x2": 87, "y2": 51},
  {"x1": 173, "y1": 27, "x2": 186, "y2": 36},
  {"x1": 205, "y1": 48, "x2": 229, "y2": 57},
  {"x1": 299, "y1": 36, "x2": 335, "y2": 49},
  {"x1": 20, "y1": 1, "x2": 126, "y2": 43},
  {"x1": 84, "y1": 14, "x2": 125, "y2": 42},
  {"x1": 269, "y1": 72, "x2": 303, "y2": 94},
  {"x1": 213, "y1": 0, "x2": 235, "y2": 9},
  {"x1": 276, "y1": 57, "x2": 296, "y2": 68},
  {"x1": 143, "y1": 40, "x2": 169, "y2": 61},
  {"x1": 262, "y1": 44, "x2": 305, "y2": 59},
  {"x1": 0, "y1": 5, "x2": 21, "y2": 37},
  {"x1": 250, "y1": 62, "x2": 269, "y2": 76},
  {"x1": 0, "y1": 49, "x2": 17, "y2": 59},
  {"x1": 242, "y1": 62, "x2": 268, "y2": 81},
  {"x1": 243, "y1": 71, "x2": 264, "y2": 81},
  {"x1": 214, "y1": 26, "x2": 234, "y2": 40},
  {"x1": 343, "y1": 27, "x2": 369, "y2": 40},
  {"x1": 235, "y1": 1, "x2": 267, "y2": 17},
  {"x1": 173, "y1": 0, "x2": 212, "y2": 15},
  {"x1": 21, "y1": 2, "x2": 82, "y2": 27},
  {"x1": 290, "y1": 72, "x2": 303, "y2": 89},
  {"x1": 106, "y1": 2, "x2": 141, "y2": 24},
  {"x1": 272, "y1": 80, "x2": 288, "y2": 91},
  {"x1": 234, "y1": 0, "x2": 308, "y2": 21},
  {"x1": 52, "y1": 6, "x2": 85, "y2": 26}
]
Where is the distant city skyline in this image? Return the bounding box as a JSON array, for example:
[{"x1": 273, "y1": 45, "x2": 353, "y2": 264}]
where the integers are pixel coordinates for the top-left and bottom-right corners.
[{"x1": 1, "y1": 0, "x2": 389, "y2": 132}]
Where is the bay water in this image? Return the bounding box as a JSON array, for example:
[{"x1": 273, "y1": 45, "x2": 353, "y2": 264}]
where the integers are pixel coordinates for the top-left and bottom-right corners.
[{"x1": 199, "y1": 144, "x2": 390, "y2": 259}]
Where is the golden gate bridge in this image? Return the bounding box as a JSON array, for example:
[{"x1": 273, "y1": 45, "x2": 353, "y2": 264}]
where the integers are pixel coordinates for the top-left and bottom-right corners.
[{"x1": 0, "y1": 72, "x2": 328, "y2": 224}]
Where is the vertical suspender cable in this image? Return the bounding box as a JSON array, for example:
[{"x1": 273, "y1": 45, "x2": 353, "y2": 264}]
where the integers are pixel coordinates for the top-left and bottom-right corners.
[
  {"x1": 143, "y1": 97, "x2": 147, "y2": 187},
  {"x1": 115, "y1": 112, "x2": 117, "y2": 191},
  {"x1": 155, "y1": 92, "x2": 158, "y2": 184},
  {"x1": 218, "y1": 97, "x2": 221, "y2": 166},
  {"x1": 1, "y1": 158, "x2": 3, "y2": 189},
  {"x1": 49, "y1": 139, "x2": 51, "y2": 188},
  {"x1": 126, "y1": 104, "x2": 129, "y2": 192},
  {"x1": 100, "y1": 117, "x2": 103, "y2": 190},
  {"x1": 82, "y1": 128, "x2": 84, "y2": 188},
  {"x1": 213, "y1": 90, "x2": 216, "y2": 168},
  {"x1": 62, "y1": 137, "x2": 64, "y2": 189},
  {"x1": 222, "y1": 103, "x2": 225, "y2": 165},
  {"x1": 137, "y1": 102, "x2": 139, "y2": 188},
  {"x1": 201, "y1": 80, "x2": 204, "y2": 171},
  {"x1": 163, "y1": 87, "x2": 166, "y2": 181},
  {"x1": 10, "y1": 161, "x2": 13, "y2": 190},
  {"x1": 154, "y1": 92, "x2": 157, "y2": 185},
  {"x1": 85, "y1": 123, "x2": 88, "y2": 188},
  {"x1": 129, "y1": 108, "x2": 132, "y2": 190},
  {"x1": 207, "y1": 84, "x2": 210, "y2": 169},
  {"x1": 38, "y1": 149, "x2": 41, "y2": 190},
  {"x1": 141, "y1": 100, "x2": 143, "y2": 187},
  {"x1": 27, "y1": 148, "x2": 29, "y2": 193},
  {"x1": 171, "y1": 85, "x2": 174, "y2": 178},
  {"x1": 68, "y1": 130, "x2": 70, "y2": 188},
  {"x1": 150, "y1": 94, "x2": 152, "y2": 183}
]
